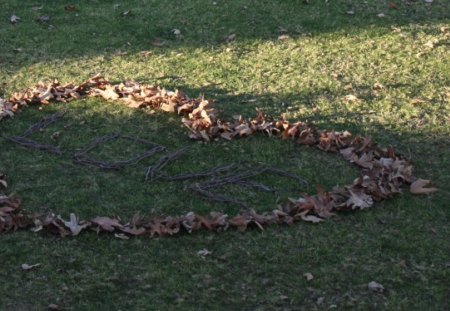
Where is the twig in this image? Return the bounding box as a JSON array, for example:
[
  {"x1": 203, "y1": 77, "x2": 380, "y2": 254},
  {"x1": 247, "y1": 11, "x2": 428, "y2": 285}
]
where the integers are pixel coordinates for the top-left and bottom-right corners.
[
  {"x1": 22, "y1": 111, "x2": 66, "y2": 137},
  {"x1": 197, "y1": 166, "x2": 268, "y2": 189},
  {"x1": 188, "y1": 165, "x2": 303, "y2": 206},
  {"x1": 75, "y1": 133, "x2": 120, "y2": 154},
  {"x1": 188, "y1": 184, "x2": 248, "y2": 208},
  {"x1": 4, "y1": 136, "x2": 62, "y2": 155},
  {"x1": 73, "y1": 133, "x2": 165, "y2": 170},
  {"x1": 261, "y1": 166, "x2": 308, "y2": 187},
  {"x1": 233, "y1": 180, "x2": 274, "y2": 192},
  {"x1": 161, "y1": 163, "x2": 238, "y2": 181},
  {"x1": 145, "y1": 146, "x2": 189, "y2": 181},
  {"x1": 3, "y1": 111, "x2": 66, "y2": 155}
]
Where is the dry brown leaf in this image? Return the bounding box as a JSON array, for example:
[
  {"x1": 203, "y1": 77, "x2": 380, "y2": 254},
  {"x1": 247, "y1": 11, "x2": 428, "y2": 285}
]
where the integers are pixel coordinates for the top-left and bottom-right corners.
[
  {"x1": 63, "y1": 213, "x2": 89, "y2": 236},
  {"x1": 0, "y1": 179, "x2": 7, "y2": 189},
  {"x1": 120, "y1": 10, "x2": 131, "y2": 17},
  {"x1": 410, "y1": 179, "x2": 438, "y2": 195},
  {"x1": 36, "y1": 15, "x2": 50, "y2": 23},
  {"x1": 51, "y1": 131, "x2": 60, "y2": 140},
  {"x1": 344, "y1": 94, "x2": 359, "y2": 102},
  {"x1": 151, "y1": 38, "x2": 166, "y2": 47},
  {"x1": 114, "y1": 233, "x2": 130, "y2": 240},
  {"x1": 64, "y1": 5, "x2": 76, "y2": 11},
  {"x1": 10, "y1": 14, "x2": 21, "y2": 24},
  {"x1": 346, "y1": 189, "x2": 373, "y2": 209},
  {"x1": 96, "y1": 86, "x2": 120, "y2": 100},
  {"x1": 278, "y1": 35, "x2": 290, "y2": 41},
  {"x1": 160, "y1": 102, "x2": 176, "y2": 112},
  {"x1": 372, "y1": 82, "x2": 385, "y2": 90},
  {"x1": 0, "y1": 206, "x2": 16, "y2": 217},
  {"x1": 303, "y1": 272, "x2": 314, "y2": 281},
  {"x1": 220, "y1": 132, "x2": 233, "y2": 140},
  {"x1": 301, "y1": 214, "x2": 323, "y2": 223},
  {"x1": 197, "y1": 249, "x2": 212, "y2": 258},
  {"x1": 120, "y1": 226, "x2": 146, "y2": 236},
  {"x1": 354, "y1": 152, "x2": 374, "y2": 169},
  {"x1": 224, "y1": 33, "x2": 236, "y2": 43},
  {"x1": 388, "y1": 2, "x2": 398, "y2": 9},
  {"x1": 48, "y1": 303, "x2": 60, "y2": 310},
  {"x1": 21, "y1": 263, "x2": 41, "y2": 271},
  {"x1": 229, "y1": 215, "x2": 248, "y2": 232},
  {"x1": 368, "y1": 281, "x2": 385, "y2": 293},
  {"x1": 91, "y1": 217, "x2": 122, "y2": 232}
]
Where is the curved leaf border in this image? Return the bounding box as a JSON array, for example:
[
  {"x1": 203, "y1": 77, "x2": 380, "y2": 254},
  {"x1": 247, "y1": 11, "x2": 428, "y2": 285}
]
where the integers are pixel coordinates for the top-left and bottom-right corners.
[{"x1": 0, "y1": 75, "x2": 437, "y2": 238}]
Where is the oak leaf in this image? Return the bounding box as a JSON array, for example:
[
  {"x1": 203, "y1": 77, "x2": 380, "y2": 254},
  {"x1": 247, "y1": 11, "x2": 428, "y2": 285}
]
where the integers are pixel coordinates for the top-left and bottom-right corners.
[
  {"x1": 354, "y1": 152, "x2": 374, "y2": 169},
  {"x1": 346, "y1": 189, "x2": 373, "y2": 209},
  {"x1": 96, "y1": 85, "x2": 120, "y2": 100}
]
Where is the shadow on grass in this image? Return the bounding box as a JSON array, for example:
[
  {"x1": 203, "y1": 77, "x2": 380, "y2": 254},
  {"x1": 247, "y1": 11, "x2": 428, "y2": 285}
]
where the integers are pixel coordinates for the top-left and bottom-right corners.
[{"x1": 0, "y1": 84, "x2": 448, "y2": 219}]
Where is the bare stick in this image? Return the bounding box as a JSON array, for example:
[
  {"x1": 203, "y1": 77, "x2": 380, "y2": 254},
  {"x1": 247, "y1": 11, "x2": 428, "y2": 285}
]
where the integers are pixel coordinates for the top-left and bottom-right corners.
[
  {"x1": 233, "y1": 180, "x2": 274, "y2": 192},
  {"x1": 145, "y1": 146, "x2": 189, "y2": 181},
  {"x1": 188, "y1": 184, "x2": 248, "y2": 208},
  {"x1": 161, "y1": 163, "x2": 238, "y2": 181},
  {"x1": 22, "y1": 111, "x2": 66, "y2": 137},
  {"x1": 197, "y1": 166, "x2": 268, "y2": 189},
  {"x1": 4, "y1": 136, "x2": 61, "y2": 155},
  {"x1": 73, "y1": 133, "x2": 165, "y2": 170},
  {"x1": 261, "y1": 166, "x2": 308, "y2": 187}
]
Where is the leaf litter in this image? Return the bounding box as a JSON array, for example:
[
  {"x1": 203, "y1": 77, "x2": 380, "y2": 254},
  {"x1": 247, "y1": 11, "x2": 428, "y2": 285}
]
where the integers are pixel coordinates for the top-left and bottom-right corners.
[{"x1": 0, "y1": 75, "x2": 438, "y2": 238}]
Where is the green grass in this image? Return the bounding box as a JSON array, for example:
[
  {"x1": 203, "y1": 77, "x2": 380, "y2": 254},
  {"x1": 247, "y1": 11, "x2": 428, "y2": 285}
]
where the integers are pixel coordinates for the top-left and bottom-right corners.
[{"x1": 1, "y1": 0, "x2": 449, "y2": 310}]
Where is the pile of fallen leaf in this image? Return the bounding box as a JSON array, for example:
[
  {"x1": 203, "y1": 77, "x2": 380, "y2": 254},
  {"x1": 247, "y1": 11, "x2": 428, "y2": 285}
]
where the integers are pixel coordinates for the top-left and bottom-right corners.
[{"x1": 0, "y1": 75, "x2": 438, "y2": 238}]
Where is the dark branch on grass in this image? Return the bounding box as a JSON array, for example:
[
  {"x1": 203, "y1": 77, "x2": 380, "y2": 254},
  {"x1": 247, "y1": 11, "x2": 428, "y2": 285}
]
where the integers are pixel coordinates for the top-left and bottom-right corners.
[
  {"x1": 160, "y1": 163, "x2": 238, "y2": 181},
  {"x1": 22, "y1": 111, "x2": 66, "y2": 137},
  {"x1": 73, "y1": 133, "x2": 166, "y2": 170},
  {"x1": 260, "y1": 166, "x2": 309, "y2": 187},
  {"x1": 233, "y1": 180, "x2": 275, "y2": 192},
  {"x1": 188, "y1": 184, "x2": 249, "y2": 208},
  {"x1": 3, "y1": 111, "x2": 66, "y2": 155},
  {"x1": 144, "y1": 146, "x2": 190, "y2": 181},
  {"x1": 187, "y1": 165, "x2": 306, "y2": 206},
  {"x1": 3, "y1": 136, "x2": 62, "y2": 155}
]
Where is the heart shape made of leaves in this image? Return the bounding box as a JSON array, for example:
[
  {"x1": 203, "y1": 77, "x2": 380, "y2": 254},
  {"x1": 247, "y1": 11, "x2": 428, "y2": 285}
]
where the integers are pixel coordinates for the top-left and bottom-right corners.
[{"x1": 0, "y1": 75, "x2": 438, "y2": 238}]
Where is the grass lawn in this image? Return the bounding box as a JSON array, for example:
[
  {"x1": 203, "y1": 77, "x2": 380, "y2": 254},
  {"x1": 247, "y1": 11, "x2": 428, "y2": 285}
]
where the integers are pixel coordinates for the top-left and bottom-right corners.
[{"x1": 1, "y1": 0, "x2": 449, "y2": 310}]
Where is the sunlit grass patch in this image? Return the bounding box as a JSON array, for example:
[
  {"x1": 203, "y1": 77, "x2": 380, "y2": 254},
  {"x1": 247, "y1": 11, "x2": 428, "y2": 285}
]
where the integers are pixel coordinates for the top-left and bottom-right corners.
[{"x1": 0, "y1": 0, "x2": 449, "y2": 310}]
